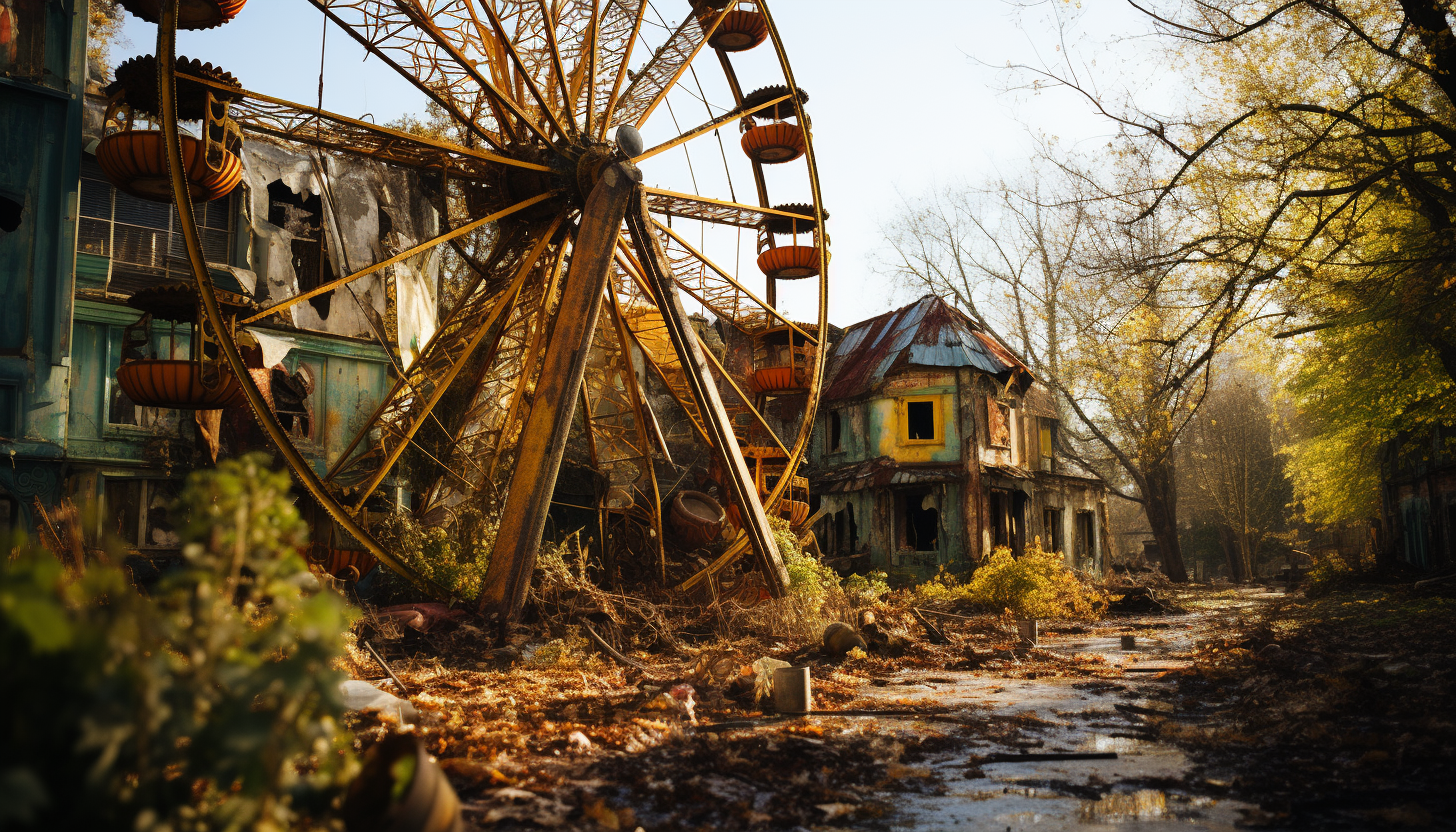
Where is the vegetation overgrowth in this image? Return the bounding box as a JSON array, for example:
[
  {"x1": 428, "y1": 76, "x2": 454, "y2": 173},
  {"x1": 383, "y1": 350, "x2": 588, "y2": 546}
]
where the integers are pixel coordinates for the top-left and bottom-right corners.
[
  {"x1": 912, "y1": 544, "x2": 1107, "y2": 620},
  {"x1": 0, "y1": 454, "x2": 356, "y2": 831},
  {"x1": 370, "y1": 505, "x2": 497, "y2": 601}
]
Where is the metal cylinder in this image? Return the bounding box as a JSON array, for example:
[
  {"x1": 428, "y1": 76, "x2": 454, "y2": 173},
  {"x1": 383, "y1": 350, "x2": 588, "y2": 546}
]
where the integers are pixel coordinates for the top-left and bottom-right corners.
[
  {"x1": 1017, "y1": 619, "x2": 1038, "y2": 647},
  {"x1": 773, "y1": 666, "x2": 811, "y2": 714}
]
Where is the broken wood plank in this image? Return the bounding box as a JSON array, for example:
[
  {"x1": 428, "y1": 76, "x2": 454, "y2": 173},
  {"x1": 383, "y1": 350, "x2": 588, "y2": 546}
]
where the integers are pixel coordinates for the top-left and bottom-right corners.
[
  {"x1": 981, "y1": 752, "x2": 1118, "y2": 763},
  {"x1": 364, "y1": 639, "x2": 410, "y2": 696},
  {"x1": 911, "y1": 607, "x2": 951, "y2": 645}
]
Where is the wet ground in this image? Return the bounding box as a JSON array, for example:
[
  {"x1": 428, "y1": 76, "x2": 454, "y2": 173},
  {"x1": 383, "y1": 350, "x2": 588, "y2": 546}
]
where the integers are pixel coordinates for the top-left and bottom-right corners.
[
  {"x1": 845, "y1": 590, "x2": 1287, "y2": 830},
  {"x1": 359, "y1": 586, "x2": 1316, "y2": 831}
]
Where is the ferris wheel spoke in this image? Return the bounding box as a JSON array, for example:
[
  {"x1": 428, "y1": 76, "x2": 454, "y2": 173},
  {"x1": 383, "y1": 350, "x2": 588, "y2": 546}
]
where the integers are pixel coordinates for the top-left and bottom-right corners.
[
  {"x1": 536, "y1": 0, "x2": 577, "y2": 125},
  {"x1": 308, "y1": 0, "x2": 512, "y2": 152},
  {"x1": 176, "y1": 70, "x2": 547, "y2": 175},
  {"x1": 582, "y1": 0, "x2": 601, "y2": 137},
  {"x1": 609, "y1": 5, "x2": 728, "y2": 130},
  {"x1": 467, "y1": 0, "x2": 576, "y2": 140},
  {"x1": 392, "y1": 0, "x2": 561, "y2": 148},
  {"x1": 583, "y1": 286, "x2": 666, "y2": 566},
  {"x1": 610, "y1": 248, "x2": 713, "y2": 446},
  {"x1": 420, "y1": 239, "x2": 569, "y2": 515},
  {"x1": 630, "y1": 92, "x2": 790, "y2": 164},
  {"x1": 594, "y1": 0, "x2": 647, "y2": 138},
  {"x1": 478, "y1": 243, "x2": 571, "y2": 486},
  {"x1": 243, "y1": 191, "x2": 560, "y2": 324},
  {"x1": 694, "y1": 330, "x2": 791, "y2": 459},
  {"x1": 331, "y1": 216, "x2": 564, "y2": 508},
  {"x1": 642, "y1": 186, "x2": 811, "y2": 228},
  {"x1": 653, "y1": 220, "x2": 817, "y2": 343}
]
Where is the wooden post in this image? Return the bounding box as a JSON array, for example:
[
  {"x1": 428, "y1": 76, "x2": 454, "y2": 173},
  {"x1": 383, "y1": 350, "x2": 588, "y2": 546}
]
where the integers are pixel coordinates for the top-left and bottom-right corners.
[
  {"x1": 625, "y1": 195, "x2": 791, "y2": 597},
  {"x1": 477, "y1": 161, "x2": 641, "y2": 628}
]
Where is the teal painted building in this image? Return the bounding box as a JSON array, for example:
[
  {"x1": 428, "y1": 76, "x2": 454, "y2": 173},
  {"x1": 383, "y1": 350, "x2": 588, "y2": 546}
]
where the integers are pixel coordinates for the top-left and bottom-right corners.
[
  {"x1": 809, "y1": 296, "x2": 1108, "y2": 583},
  {"x1": 0, "y1": 0, "x2": 88, "y2": 530},
  {"x1": 0, "y1": 7, "x2": 439, "y2": 554}
]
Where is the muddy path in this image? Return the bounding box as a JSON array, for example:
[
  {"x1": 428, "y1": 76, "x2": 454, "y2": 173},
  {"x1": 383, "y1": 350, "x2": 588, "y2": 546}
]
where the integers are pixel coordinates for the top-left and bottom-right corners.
[
  {"x1": 426, "y1": 587, "x2": 1288, "y2": 831},
  {"x1": 852, "y1": 590, "x2": 1284, "y2": 830}
]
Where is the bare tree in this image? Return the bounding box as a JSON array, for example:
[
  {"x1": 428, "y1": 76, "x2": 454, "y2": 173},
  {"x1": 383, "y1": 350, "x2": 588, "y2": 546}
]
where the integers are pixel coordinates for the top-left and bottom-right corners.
[
  {"x1": 880, "y1": 159, "x2": 1239, "y2": 582},
  {"x1": 1180, "y1": 378, "x2": 1290, "y2": 580}
]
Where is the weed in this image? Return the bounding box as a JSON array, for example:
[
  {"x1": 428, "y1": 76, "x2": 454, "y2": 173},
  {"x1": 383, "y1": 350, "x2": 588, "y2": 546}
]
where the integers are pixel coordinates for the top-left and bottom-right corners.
[
  {"x1": 0, "y1": 453, "x2": 356, "y2": 830},
  {"x1": 370, "y1": 504, "x2": 497, "y2": 601}
]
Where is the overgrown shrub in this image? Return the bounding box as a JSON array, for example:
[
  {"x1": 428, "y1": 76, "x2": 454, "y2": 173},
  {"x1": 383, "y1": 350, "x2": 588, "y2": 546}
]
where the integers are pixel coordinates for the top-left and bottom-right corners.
[
  {"x1": 0, "y1": 454, "x2": 357, "y2": 831},
  {"x1": 729, "y1": 518, "x2": 886, "y2": 639},
  {"x1": 1305, "y1": 547, "x2": 1378, "y2": 597},
  {"x1": 914, "y1": 544, "x2": 1106, "y2": 619},
  {"x1": 370, "y1": 504, "x2": 496, "y2": 601}
]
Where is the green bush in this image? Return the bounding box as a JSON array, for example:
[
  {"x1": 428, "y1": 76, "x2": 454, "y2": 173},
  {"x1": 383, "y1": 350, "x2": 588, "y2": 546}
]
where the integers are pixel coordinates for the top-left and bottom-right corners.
[
  {"x1": 914, "y1": 544, "x2": 1106, "y2": 620},
  {"x1": 0, "y1": 454, "x2": 357, "y2": 831},
  {"x1": 370, "y1": 504, "x2": 496, "y2": 601},
  {"x1": 1305, "y1": 547, "x2": 1378, "y2": 597}
]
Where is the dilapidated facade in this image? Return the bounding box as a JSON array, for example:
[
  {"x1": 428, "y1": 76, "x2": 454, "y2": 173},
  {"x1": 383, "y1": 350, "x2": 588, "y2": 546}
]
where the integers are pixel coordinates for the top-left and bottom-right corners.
[
  {"x1": 808, "y1": 296, "x2": 1108, "y2": 582},
  {"x1": 0, "y1": 24, "x2": 440, "y2": 558}
]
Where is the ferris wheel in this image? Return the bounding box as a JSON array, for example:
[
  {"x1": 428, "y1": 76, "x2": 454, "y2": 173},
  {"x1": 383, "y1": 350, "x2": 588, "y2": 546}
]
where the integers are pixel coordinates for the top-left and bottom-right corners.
[{"x1": 101, "y1": 0, "x2": 829, "y2": 627}]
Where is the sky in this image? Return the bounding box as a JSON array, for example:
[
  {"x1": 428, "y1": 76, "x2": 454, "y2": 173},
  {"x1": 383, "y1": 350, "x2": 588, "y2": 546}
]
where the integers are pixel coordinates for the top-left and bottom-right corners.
[{"x1": 113, "y1": 0, "x2": 1162, "y2": 329}]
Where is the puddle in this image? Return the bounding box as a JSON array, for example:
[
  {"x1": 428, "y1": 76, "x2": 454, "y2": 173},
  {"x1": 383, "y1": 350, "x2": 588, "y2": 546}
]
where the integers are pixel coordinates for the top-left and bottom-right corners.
[{"x1": 858, "y1": 606, "x2": 1263, "y2": 830}]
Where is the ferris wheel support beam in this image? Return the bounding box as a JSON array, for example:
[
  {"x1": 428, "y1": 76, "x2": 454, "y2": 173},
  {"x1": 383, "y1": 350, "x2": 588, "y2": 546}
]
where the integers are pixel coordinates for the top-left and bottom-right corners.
[
  {"x1": 625, "y1": 193, "x2": 791, "y2": 599},
  {"x1": 477, "y1": 161, "x2": 642, "y2": 630}
]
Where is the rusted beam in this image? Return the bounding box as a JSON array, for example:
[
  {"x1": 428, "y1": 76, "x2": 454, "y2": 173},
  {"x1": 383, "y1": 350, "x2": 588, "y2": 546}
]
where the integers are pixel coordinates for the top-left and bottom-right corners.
[
  {"x1": 477, "y1": 161, "x2": 642, "y2": 630},
  {"x1": 625, "y1": 191, "x2": 790, "y2": 598}
]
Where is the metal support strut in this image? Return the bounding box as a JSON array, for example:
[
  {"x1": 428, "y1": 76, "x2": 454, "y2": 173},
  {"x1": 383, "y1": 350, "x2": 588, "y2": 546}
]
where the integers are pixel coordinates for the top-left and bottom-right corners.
[
  {"x1": 476, "y1": 160, "x2": 642, "y2": 630},
  {"x1": 625, "y1": 193, "x2": 791, "y2": 598}
]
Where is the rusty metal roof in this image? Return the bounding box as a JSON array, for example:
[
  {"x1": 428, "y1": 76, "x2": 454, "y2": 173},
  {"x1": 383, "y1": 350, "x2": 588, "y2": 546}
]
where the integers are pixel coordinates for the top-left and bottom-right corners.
[
  {"x1": 812, "y1": 456, "x2": 962, "y2": 493},
  {"x1": 822, "y1": 295, "x2": 1031, "y2": 402}
]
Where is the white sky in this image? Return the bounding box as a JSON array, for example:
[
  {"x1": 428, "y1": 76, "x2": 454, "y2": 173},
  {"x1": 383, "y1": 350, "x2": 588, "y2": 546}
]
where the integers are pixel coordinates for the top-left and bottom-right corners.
[{"x1": 114, "y1": 0, "x2": 1161, "y2": 329}]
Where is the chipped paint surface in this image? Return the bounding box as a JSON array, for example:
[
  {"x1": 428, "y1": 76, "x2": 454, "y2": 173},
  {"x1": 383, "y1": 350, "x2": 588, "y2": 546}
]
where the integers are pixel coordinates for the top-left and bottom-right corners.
[{"x1": 812, "y1": 297, "x2": 1109, "y2": 582}]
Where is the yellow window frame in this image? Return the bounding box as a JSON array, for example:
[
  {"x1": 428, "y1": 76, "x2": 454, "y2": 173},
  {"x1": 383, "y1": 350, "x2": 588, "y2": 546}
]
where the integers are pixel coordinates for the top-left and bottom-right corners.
[{"x1": 900, "y1": 395, "x2": 943, "y2": 445}]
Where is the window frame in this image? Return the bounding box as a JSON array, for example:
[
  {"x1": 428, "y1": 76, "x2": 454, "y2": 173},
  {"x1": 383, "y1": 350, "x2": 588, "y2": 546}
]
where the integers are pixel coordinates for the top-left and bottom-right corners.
[
  {"x1": 900, "y1": 395, "x2": 943, "y2": 445},
  {"x1": 77, "y1": 156, "x2": 240, "y2": 288},
  {"x1": 101, "y1": 476, "x2": 183, "y2": 551},
  {"x1": 828, "y1": 409, "x2": 843, "y2": 453}
]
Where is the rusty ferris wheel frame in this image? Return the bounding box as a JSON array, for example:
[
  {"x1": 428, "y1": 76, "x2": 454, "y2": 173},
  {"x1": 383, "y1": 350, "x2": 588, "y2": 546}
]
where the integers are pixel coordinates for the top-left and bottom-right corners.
[{"x1": 155, "y1": 0, "x2": 830, "y2": 626}]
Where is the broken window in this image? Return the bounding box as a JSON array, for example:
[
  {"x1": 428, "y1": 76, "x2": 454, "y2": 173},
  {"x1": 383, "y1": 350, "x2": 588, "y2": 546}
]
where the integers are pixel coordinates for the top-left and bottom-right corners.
[
  {"x1": 829, "y1": 410, "x2": 842, "y2": 452},
  {"x1": 267, "y1": 180, "x2": 334, "y2": 319},
  {"x1": 989, "y1": 488, "x2": 1025, "y2": 555},
  {"x1": 271, "y1": 364, "x2": 314, "y2": 440},
  {"x1": 1074, "y1": 510, "x2": 1095, "y2": 566},
  {"x1": 1, "y1": 0, "x2": 47, "y2": 79},
  {"x1": 0, "y1": 193, "x2": 21, "y2": 233},
  {"x1": 901, "y1": 489, "x2": 939, "y2": 552},
  {"x1": 904, "y1": 397, "x2": 938, "y2": 442},
  {"x1": 1043, "y1": 507, "x2": 1063, "y2": 553},
  {"x1": 103, "y1": 478, "x2": 181, "y2": 550},
  {"x1": 986, "y1": 395, "x2": 1010, "y2": 447}
]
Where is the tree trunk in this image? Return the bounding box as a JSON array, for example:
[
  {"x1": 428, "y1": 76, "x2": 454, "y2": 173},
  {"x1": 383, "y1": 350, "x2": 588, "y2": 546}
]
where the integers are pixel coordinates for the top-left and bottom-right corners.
[
  {"x1": 1142, "y1": 460, "x2": 1190, "y2": 582},
  {"x1": 1217, "y1": 524, "x2": 1246, "y2": 582}
]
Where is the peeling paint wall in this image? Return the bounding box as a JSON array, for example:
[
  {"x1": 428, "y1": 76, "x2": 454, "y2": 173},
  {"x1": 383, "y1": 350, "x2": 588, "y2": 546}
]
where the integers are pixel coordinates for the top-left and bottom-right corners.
[{"x1": 241, "y1": 139, "x2": 439, "y2": 356}]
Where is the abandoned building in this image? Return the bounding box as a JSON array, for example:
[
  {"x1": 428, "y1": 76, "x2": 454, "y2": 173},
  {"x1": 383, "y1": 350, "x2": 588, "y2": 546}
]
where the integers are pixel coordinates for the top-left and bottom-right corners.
[
  {"x1": 1382, "y1": 425, "x2": 1456, "y2": 571},
  {"x1": 0, "y1": 13, "x2": 438, "y2": 572},
  {"x1": 808, "y1": 295, "x2": 1109, "y2": 581}
]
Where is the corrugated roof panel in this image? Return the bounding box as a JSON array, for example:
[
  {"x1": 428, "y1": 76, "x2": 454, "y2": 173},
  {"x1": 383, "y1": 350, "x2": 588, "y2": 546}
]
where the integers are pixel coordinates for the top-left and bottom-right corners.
[{"x1": 822, "y1": 295, "x2": 1033, "y2": 401}]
